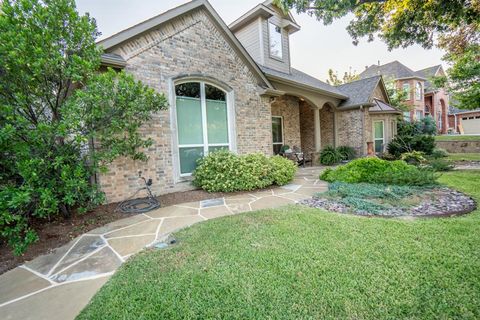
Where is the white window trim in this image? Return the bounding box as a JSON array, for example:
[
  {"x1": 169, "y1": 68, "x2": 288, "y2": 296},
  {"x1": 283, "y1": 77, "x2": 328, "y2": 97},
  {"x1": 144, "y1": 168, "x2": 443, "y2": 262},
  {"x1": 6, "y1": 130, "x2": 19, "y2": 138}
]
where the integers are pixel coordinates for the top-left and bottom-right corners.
[
  {"x1": 272, "y1": 116, "x2": 284, "y2": 153},
  {"x1": 170, "y1": 79, "x2": 236, "y2": 180},
  {"x1": 415, "y1": 82, "x2": 422, "y2": 100},
  {"x1": 373, "y1": 120, "x2": 385, "y2": 153},
  {"x1": 403, "y1": 83, "x2": 411, "y2": 100},
  {"x1": 268, "y1": 21, "x2": 283, "y2": 60}
]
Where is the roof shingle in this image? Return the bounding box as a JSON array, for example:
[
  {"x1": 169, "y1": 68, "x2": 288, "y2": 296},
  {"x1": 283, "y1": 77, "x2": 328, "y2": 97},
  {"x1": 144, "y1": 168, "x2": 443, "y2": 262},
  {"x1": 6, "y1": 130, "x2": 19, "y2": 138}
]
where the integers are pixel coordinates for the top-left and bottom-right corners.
[{"x1": 336, "y1": 76, "x2": 382, "y2": 108}]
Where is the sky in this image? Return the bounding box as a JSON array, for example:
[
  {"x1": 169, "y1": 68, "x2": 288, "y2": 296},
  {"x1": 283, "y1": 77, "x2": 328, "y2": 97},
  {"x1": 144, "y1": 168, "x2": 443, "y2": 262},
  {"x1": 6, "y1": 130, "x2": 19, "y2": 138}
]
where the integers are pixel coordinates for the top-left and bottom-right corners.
[{"x1": 75, "y1": 0, "x2": 446, "y2": 82}]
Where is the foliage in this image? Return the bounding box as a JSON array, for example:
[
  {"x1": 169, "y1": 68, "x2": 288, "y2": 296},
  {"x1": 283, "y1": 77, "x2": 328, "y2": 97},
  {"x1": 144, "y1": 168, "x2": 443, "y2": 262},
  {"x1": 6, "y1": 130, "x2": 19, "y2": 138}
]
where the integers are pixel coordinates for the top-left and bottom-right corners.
[
  {"x1": 320, "y1": 158, "x2": 438, "y2": 186},
  {"x1": 326, "y1": 67, "x2": 359, "y2": 85},
  {"x1": 400, "y1": 151, "x2": 427, "y2": 166},
  {"x1": 279, "y1": 145, "x2": 291, "y2": 153},
  {"x1": 274, "y1": 0, "x2": 478, "y2": 50},
  {"x1": 268, "y1": 156, "x2": 297, "y2": 186},
  {"x1": 430, "y1": 148, "x2": 449, "y2": 159},
  {"x1": 193, "y1": 151, "x2": 297, "y2": 192},
  {"x1": 336, "y1": 146, "x2": 356, "y2": 161},
  {"x1": 319, "y1": 146, "x2": 343, "y2": 165},
  {"x1": 384, "y1": 78, "x2": 410, "y2": 112},
  {"x1": 378, "y1": 152, "x2": 398, "y2": 161},
  {"x1": 387, "y1": 119, "x2": 436, "y2": 157},
  {"x1": 0, "y1": 0, "x2": 167, "y2": 254},
  {"x1": 428, "y1": 159, "x2": 455, "y2": 172},
  {"x1": 78, "y1": 171, "x2": 480, "y2": 320}
]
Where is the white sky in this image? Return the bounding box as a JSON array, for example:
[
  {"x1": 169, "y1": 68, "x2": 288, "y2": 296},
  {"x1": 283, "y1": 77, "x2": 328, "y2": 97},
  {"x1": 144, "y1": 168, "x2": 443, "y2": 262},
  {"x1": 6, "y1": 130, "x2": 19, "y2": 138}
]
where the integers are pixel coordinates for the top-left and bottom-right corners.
[{"x1": 75, "y1": 0, "x2": 446, "y2": 82}]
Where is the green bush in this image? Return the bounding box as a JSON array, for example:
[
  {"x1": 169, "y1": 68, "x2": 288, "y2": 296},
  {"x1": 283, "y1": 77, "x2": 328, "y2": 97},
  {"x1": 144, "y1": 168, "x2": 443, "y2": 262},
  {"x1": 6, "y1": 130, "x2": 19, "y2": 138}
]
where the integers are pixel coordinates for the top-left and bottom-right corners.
[
  {"x1": 319, "y1": 146, "x2": 342, "y2": 165},
  {"x1": 387, "y1": 135, "x2": 436, "y2": 157},
  {"x1": 320, "y1": 157, "x2": 438, "y2": 186},
  {"x1": 401, "y1": 151, "x2": 427, "y2": 165},
  {"x1": 430, "y1": 148, "x2": 449, "y2": 159},
  {"x1": 428, "y1": 159, "x2": 454, "y2": 172},
  {"x1": 336, "y1": 146, "x2": 356, "y2": 161},
  {"x1": 193, "y1": 151, "x2": 297, "y2": 192},
  {"x1": 268, "y1": 156, "x2": 297, "y2": 185}
]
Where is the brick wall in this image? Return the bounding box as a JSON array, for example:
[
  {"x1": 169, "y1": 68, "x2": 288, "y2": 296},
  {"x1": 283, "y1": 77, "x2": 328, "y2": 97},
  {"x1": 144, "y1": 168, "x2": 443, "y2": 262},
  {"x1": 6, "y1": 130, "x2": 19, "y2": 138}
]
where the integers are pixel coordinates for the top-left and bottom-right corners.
[
  {"x1": 299, "y1": 101, "x2": 315, "y2": 154},
  {"x1": 336, "y1": 108, "x2": 365, "y2": 155},
  {"x1": 271, "y1": 95, "x2": 301, "y2": 149},
  {"x1": 320, "y1": 105, "x2": 335, "y2": 147},
  {"x1": 100, "y1": 8, "x2": 272, "y2": 203}
]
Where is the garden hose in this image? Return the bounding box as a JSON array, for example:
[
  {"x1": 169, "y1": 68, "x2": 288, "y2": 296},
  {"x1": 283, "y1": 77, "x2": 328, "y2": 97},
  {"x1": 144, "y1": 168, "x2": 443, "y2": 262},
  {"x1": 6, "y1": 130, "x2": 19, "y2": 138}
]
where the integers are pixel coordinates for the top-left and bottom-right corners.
[{"x1": 116, "y1": 173, "x2": 160, "y2": 214}]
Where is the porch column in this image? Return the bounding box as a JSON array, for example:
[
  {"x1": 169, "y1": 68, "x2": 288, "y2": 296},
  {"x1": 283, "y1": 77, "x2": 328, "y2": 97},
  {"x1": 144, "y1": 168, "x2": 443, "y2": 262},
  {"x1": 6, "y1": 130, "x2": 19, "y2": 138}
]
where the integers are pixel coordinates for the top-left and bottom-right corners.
[{"x1": 314, "y1": 108, "x2": 321, "y2": 152}]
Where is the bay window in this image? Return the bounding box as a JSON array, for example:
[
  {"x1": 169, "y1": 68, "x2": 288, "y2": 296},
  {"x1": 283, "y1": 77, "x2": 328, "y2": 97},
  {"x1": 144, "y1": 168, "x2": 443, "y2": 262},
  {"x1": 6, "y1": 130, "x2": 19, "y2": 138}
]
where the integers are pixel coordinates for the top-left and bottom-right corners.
[{"x1": 175, "y1": 82, "x2": 230, "y2": 175}]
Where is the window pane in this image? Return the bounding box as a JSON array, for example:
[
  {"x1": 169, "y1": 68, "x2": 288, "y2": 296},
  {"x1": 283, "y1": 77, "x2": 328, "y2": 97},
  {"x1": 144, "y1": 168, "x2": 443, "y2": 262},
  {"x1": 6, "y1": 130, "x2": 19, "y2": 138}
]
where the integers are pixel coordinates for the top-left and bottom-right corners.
[
  {"x1": 207, "y1": 99, "x2": 229, "y2": 144},
  {"x1": 176, "y1": 97, "x2": 203, "y2": 145},
  {"x1": 273, "y1": 144, "x2": 282, "y2": 155},
  {"x1": 205, "y1": 84, "x2": 226, "y2": 101},
  {"x1": 209, "y1": 145, "x2": 228, "y2": 153},
  {"x1": 269, "y1": 22, "x2": 283, "y2": 58},
  {"x1": 175, "y1": 82, "x2": 200, "y2": 98},
  {"x1": 179, "y1": 147, "x2": 204, "y2": 174},
  {"x1": 374, "y1": 122, "x2": 383, "y2": 139},
  {"x1": 272, "y1": 117, "x2": 283, "y2": 143},
  {"x1": 375, "y1": 140, "x2": 383, "y2": 153}
]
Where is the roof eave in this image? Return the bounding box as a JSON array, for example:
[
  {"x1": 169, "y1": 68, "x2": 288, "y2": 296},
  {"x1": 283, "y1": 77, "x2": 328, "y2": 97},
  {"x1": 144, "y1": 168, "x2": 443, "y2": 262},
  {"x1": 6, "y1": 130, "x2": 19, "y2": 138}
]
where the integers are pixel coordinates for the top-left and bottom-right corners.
[
  {"x1": 265, "y1": 74, "x2": 348, "y2": 99},
  {"x1": 338, "y1": 103, "x2": 375, "y2": 111},
  {"x1": 100, "y1": 54, "x2": 127, "y2": 69},
  {"x1": 229, "y1": 4, "x2": 275, "y2": 32}
]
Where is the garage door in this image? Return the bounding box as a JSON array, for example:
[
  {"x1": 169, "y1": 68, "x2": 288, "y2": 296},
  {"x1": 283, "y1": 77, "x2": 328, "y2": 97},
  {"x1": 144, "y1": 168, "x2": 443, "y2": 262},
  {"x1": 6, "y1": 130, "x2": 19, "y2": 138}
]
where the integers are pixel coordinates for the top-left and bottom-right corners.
[{"x1": 462, "y1": 117, "x2": 480, "y2": 134}]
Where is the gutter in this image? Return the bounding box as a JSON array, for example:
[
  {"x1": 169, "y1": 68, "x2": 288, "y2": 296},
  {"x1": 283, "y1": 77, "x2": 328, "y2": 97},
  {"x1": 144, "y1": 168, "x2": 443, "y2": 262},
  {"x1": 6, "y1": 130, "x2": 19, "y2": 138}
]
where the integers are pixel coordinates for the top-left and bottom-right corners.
[{"x1": 100, "y1": 55, "x2": 127, "y2": 69}]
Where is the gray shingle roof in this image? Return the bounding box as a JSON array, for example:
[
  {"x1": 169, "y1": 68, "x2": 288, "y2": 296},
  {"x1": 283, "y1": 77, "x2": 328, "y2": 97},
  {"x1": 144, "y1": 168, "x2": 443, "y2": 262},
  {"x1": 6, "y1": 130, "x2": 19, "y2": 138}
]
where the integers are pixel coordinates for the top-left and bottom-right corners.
[
  {"x1": 260, "y1": 66, "x2": 347, "y2": 98},
  {"x1": 370, "y1": 99, "x2": 401, "y2": 114},
  {"x1": 415, "y1": 65, "x2": 442, "y2": 92},
  {"x1": 335, "y1": 76, "x2": 382, "y2": 108},
  {"x1": 359, "y1": 61, "x2": 419, "y2": 80},
  {"x1": 449, "y1": 105, "x2": 480, "y2": 115}
]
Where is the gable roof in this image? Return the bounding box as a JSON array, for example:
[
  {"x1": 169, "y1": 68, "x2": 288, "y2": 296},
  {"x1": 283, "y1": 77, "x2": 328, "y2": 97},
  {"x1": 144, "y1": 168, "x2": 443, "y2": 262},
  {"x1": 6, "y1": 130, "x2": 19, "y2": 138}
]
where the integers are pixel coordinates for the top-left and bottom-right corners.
[
  {"x1": 370, "y1": 99, "x2": 401, "y2": 114},
  {"x1": 359, "y1": 61, "x2": 425, "y2": 80},
  {"x1": 97, "y1": 0, "x2": 273, "y2": 89},
  {"x1": 336, "y1": 75, "x2": 384, "y2": 109},
  {"x1": 260, "y1": 65, "x2": 347, "y2": 99},
  {"x1": 415, "y1": 65, "x2": 443, "y2": 93}
]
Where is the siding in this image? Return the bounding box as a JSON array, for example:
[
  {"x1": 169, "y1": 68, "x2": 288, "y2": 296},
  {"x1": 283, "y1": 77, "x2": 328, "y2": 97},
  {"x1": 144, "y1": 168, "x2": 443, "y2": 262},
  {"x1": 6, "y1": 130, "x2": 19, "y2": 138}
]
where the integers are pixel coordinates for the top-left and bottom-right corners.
[{"x1": 234, "y1": 18, "x2": 262, "y2": 64}]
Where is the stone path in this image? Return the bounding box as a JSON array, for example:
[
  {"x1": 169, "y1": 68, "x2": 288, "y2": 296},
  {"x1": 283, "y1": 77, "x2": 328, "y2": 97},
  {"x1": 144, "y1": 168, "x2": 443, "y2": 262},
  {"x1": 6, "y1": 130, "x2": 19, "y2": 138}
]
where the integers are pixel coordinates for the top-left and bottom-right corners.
[{"x1": 0, "y1": 167, "x2": 326, "y2": 320}]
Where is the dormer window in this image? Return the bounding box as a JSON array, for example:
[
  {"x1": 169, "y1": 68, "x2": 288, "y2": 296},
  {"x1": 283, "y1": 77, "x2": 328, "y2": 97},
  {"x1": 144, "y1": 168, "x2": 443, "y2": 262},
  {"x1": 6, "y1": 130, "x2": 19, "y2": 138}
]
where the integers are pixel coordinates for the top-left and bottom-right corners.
[{"x1": 269, "y1": 22, "x2": 283, "y2": 59}]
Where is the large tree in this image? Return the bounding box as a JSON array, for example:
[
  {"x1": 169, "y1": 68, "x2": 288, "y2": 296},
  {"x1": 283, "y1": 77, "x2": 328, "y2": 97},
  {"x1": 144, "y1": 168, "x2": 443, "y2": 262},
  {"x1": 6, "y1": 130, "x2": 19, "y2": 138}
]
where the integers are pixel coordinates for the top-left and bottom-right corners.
[
  {"x1": 0, "y1": 0, "x2": 167, "y2": 254},
  {"x1": 275, "y1": 0, "x2": 480, "y2": 109}
]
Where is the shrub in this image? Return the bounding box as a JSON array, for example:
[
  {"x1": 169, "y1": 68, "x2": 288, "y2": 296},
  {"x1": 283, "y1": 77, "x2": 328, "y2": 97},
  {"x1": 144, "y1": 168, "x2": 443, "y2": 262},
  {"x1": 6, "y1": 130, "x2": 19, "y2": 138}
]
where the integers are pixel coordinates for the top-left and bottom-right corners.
[
  {"x1": 387, "y1": 134, "x2": 436, "y2": 157},
  {"x1": 320, "y1": 157, "x2": 438, "y2": 186},
  {"x1": 193, "y1": 151, "x2": 297, "y2": 192},
  {"x1": 379, "y1": 152, "x2": 398, "y2": 161},
  {"x1": 319, "y1": 146, "x2": 342, "y2": 165},
  {"x1": 268, "y1": 156, "x2": 297, "y2": 185},
  {"x1": 336, "y1": 146, "x2": 356, "y2": 161},
  {"x1": 428, "y1": 159, "x2": 454, "y2": 172},
  {"x1": 430, "y1": 148, "x2": 449, "y2": 159},
  {"x1": 401, "y1": 151, "x2": 427, "y2": 165}
]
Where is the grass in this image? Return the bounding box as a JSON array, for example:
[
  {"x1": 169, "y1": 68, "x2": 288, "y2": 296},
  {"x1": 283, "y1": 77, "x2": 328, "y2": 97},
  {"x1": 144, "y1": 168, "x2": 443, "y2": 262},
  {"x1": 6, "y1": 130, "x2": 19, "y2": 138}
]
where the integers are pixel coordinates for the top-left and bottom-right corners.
[
  {"x1": 78, "y1": 171, "x2": 480, "y2": 319},
  {"x1": 435, "y1": 135, "x2": 480, "y2": 141},
  {"x1": 446, "y1": 153, "x2": 480, "y2": 162}
]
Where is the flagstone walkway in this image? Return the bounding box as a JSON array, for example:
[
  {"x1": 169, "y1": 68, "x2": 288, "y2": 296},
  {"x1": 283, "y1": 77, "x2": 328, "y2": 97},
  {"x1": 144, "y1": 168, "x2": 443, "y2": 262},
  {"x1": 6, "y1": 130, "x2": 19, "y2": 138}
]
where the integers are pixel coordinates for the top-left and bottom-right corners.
[{"x1": 0, "y1": 167, "x2": 326, "y2": 320}]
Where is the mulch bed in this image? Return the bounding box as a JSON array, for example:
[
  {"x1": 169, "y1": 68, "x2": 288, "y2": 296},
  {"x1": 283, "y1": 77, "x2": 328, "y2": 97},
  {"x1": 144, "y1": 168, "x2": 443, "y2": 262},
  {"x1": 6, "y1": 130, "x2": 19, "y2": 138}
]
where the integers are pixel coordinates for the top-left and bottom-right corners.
[
  {"x1": 0, "y1": 187, "x2": 259, "y2": 275},
  {"x1": 300, "y1": 187, "x2": 477, "y2": 218}
]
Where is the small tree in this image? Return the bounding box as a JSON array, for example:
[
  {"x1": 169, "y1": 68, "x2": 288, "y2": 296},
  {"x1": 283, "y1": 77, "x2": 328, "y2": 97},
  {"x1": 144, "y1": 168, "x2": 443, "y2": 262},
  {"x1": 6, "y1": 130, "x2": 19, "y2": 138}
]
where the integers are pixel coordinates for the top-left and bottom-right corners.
[
  {"x1": 326, "y1": 67, "x2": 359, "y2": 85},
  {"x1": 0, "y1": 0, "x2": 168, "y2": 254}
]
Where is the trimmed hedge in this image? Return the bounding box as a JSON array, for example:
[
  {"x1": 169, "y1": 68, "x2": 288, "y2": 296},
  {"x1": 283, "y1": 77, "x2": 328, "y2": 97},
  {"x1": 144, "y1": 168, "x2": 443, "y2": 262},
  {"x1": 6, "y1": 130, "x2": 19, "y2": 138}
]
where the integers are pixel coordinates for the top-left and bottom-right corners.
[
  {"x1": 193, "y1": 151, "x2": 297, "y2": 192},
  {"x1": 320, "y1": 157, "x2": 438, "y2": 186}
]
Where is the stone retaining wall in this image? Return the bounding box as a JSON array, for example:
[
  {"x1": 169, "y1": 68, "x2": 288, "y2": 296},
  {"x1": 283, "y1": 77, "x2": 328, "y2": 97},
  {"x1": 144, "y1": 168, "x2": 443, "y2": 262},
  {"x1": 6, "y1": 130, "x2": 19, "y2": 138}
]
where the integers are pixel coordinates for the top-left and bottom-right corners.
[{"x1": 436, "y1": 140, "x2": 480, "y2": 153}]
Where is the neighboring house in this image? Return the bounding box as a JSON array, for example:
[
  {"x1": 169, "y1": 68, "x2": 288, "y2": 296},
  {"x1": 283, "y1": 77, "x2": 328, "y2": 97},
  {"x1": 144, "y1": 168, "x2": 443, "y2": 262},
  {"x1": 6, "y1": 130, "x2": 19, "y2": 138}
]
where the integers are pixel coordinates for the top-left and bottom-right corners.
[
  {"x1": 360, "y1": 61, "x2": 449, "y2": 133},
  {"x1": 448, "y1": 105, "x2": 480, "y2": 135},
  {"x1": 97, "y1": 0, "x2": 400, "y2": 203}
]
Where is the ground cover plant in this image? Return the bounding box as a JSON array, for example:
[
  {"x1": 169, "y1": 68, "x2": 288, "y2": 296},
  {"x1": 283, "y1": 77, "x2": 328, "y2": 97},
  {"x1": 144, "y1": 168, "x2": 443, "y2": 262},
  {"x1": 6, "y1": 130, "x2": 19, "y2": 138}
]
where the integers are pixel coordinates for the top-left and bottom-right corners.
[
  {"x1": 193, "y1": 151, "x2": 297, "y2": 192},
  {"x1": 78, "y1": 170, "x2": 480, "y2": 319},
  {"x1": 320, "y1": 158, "x2": 438, "y2": 186}
]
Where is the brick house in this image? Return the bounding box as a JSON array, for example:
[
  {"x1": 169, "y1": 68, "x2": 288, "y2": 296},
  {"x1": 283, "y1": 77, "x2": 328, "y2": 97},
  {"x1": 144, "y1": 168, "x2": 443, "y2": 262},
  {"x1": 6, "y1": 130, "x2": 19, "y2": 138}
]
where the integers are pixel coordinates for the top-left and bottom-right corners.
[
  {"x1": 97, "y1": 0, "x2": 400, "y2": 203},
  {"x1": 360, "y1": 62, "x2": 450, "y2": 133}
]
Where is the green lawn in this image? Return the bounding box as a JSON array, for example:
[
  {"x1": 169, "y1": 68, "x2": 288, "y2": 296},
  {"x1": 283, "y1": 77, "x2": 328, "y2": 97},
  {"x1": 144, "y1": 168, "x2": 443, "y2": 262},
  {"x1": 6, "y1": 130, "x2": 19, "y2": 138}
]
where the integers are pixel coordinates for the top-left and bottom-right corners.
[
  {"x1": 78, "y1": 171, "x2": 480, "y2": 319},
  {"x1": 435, "y1": 135, "x2": 480, "y2": 141},
  {"x1": 446, "y1": 153, "x2": 480, "y2": 162}
]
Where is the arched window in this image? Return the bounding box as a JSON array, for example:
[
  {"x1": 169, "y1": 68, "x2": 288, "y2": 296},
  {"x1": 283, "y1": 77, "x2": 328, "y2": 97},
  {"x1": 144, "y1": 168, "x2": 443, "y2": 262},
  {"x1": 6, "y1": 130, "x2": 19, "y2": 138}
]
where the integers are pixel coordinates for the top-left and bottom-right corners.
[
  {"x1": 174, "y1": 81, "x2": 231, "y2": 175},
  {"x1": 415, "y1": 82, "x2": 422, "y2": 100}
]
